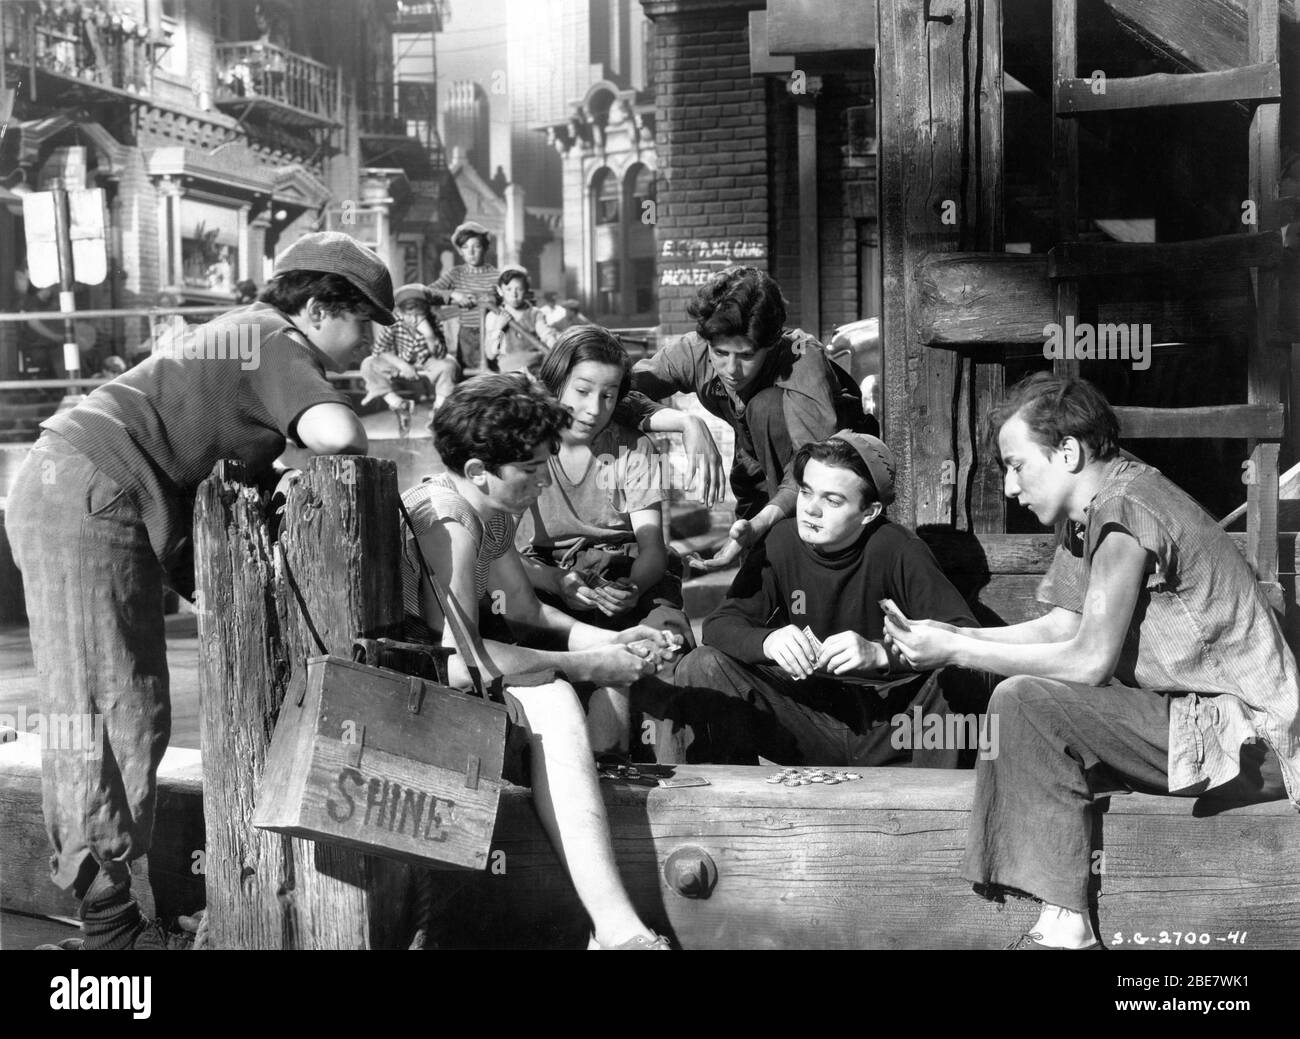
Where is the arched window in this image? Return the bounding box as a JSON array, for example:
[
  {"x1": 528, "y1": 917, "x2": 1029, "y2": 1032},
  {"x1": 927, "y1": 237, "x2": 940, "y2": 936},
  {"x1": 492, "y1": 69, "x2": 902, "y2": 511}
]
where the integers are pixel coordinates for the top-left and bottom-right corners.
[{"x1": 593, "y1": 168, "x2": 620, "y2": 225}]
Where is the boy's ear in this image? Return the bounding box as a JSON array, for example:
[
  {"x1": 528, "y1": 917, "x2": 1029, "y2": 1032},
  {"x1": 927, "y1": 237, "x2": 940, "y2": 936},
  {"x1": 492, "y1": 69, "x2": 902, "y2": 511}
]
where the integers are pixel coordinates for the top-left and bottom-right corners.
[
  {"x1": 860, "y1": 500, "x2": 883, "y2": 526},
  {"x1": 1059, "y1": 435, "x2": 1085, "y2": 471},
  {"x1": 303, "y1": 297, "x2": 325, "y2": 325},
  {"x1": 463, "y1": 458, "x2": 488, "y2": 484}
]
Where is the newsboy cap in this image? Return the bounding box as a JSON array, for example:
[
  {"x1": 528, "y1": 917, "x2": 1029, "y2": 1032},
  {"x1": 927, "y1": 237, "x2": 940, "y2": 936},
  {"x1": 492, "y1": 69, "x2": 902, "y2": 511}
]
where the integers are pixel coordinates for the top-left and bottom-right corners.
[{"x1": 273, "y1": 231, "x2": 396, "y2": 325}]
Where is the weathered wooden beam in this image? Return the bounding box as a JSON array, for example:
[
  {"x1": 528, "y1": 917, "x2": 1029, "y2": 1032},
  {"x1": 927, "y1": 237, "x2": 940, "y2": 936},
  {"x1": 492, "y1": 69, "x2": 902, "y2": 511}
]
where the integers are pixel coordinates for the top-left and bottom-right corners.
[
  {"x1": 919, "y1": 252, "x2": 1257, "y2": 345},
  {"x1": 1057, "y1": 63, "x2": 1281, "y2": 114},
  {"x1": 1102, "y1": 0, "x2": 1298, "y2": 73},
  {"x1": 1049, "y1": 232, "x2": 1284, "y2": 278},
  {"x1": 439, "y1": 766, "x2": 1300, "y2": 950},
  {"x1": 194, "y1": 456, "x2": 412, "y2": 949},
  {"x1": 1114, "y1": 403, "x2": 1284, "y2": 439},
  {"x1": 878, "y1": 0, "x2": 1004, "y2": 530},
  {"x1": 766, "y1": 0, "x2": 874, "y2": 53},
  {"x1": 1248, "y1": 0, "x2": 1284, "y2": 589},
  {"x1": 918, "y1": 529, "x2": 1300, "y2": 576}
]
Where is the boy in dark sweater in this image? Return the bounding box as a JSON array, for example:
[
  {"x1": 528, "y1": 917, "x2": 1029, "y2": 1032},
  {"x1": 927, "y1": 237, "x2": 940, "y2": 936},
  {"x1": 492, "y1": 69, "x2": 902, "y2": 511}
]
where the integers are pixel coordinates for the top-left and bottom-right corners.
[{"x1": 654, "y1": 431, "x2": 986, "y2": 766}]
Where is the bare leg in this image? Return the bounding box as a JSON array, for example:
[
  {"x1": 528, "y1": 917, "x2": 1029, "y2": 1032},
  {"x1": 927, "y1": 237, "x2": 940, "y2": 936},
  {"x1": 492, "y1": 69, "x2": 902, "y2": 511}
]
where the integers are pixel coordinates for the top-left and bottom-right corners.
[
  {"x1": 509, "y1": 680, "x2": 653, "y2": 947},
  {"x1": 585, "y1": 685, "x2": 631, "y2": 755}
]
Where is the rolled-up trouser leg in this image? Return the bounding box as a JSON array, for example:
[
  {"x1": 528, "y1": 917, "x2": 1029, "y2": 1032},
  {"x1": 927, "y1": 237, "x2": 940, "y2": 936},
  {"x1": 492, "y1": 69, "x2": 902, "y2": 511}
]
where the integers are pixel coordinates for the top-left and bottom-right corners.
[
  {"x1": 960, "y1": 675, "x2": 1171, "y2": 913},
  {"x1": 7, "y1": 434, "x2": 170, "y2": 892}
]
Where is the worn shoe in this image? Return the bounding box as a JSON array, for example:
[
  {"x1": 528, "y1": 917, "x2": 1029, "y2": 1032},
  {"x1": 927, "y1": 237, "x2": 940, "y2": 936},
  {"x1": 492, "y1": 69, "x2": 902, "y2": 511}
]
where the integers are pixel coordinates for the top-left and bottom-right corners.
[
  {"x1": 129, "y1": 914, "x2": 202, "y2": 950},
  {"x1": 1006, "y1": 931, "x2": 1103, "y2": 950},
  {"x1": 588, "y1": 931, "x2": 672, "y2": 950},
  {"x1": 36, "y1": 937, "x2": 85, "y2": 950}
]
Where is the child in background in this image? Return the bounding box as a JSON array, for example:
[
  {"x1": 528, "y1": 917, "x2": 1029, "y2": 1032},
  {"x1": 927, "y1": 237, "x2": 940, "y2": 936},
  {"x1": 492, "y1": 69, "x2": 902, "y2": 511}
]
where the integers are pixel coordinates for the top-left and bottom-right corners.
[
  {"x1": 484, "y1": 266, "x2": 557, "y2": 374},
  {"x1": 425, "y1": 221, "x2": 500, "y2": 370},
  {"x1": 361, "y1": 283, "x2": 458, "y2": 433},
  {"x1": 516, "y1": 326, "x2": 694, "y2": 753}
]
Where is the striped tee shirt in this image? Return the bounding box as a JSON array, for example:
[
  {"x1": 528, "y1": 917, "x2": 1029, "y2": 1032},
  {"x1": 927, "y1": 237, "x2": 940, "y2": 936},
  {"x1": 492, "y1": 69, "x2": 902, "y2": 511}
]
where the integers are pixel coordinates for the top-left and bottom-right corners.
[
  {"x1": 42, "y1": 302, "x2": 348, "y2": 573},
  {"x1": 426, "y1": 264, "x2": 499, "y2": 332},
  {"x1": 1037, "y1": 457, "x2": 1300, "y2": 806},
  {"x1": 400, "y1": 474, "x2": 516, "y2": 631}
]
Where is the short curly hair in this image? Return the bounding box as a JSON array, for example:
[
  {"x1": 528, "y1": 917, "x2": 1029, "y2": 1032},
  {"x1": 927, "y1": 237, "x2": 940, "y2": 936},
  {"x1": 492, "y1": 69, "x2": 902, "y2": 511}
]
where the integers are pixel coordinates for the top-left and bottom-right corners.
[
  {"x1": 258, "y1": 271, "x2": 378, "y2": 319},
  {"x1": 686, "y1": 266, "x2": 787, "y2": 349},
  {"x1": 433, "y1": 373, "x2": 571, "y2": 475}
]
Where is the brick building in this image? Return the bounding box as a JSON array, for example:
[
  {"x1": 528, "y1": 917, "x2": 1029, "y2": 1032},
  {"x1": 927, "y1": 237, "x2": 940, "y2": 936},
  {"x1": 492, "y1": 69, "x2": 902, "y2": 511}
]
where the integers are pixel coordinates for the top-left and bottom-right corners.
[
  {"x1": 640, "y1": 0, "x2": 876, "y2": 341},
  {"x1": 0, "y1": 0, "x2": 459, "y2": 381}
]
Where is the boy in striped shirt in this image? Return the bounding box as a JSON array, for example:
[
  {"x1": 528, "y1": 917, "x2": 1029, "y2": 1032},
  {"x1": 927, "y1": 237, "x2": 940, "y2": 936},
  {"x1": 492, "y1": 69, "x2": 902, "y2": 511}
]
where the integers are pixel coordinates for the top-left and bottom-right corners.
[
  {"x1": 885, "y1": 374, "x2": 1300, "y2": 950},
  {"x1": 426, "y1": 221, "x2": 500, "y2": 370}
]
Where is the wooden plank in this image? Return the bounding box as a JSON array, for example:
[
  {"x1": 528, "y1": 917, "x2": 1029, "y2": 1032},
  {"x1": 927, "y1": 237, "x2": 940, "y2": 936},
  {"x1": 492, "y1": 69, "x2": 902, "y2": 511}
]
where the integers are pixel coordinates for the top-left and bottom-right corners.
[
  {"x1": 919, "y1": 253, "x2": 1256, "y2": 345},
  {"x1": 1248, "y1": 0, "x2": 1284, "y2": 588},
  {"x1": 0, "y1": 734, "x2": 204, "y2": 921},
  {"x1": 195, "y1": 457, "x2": 412, "y2": 950},
  {"x1": 1056, "y1": 63, "x2": 1281, "y2": 114},
  {"x1": 1052, "y1": 0, "x2": 1082, "y2": 381},
  {"x1": 437, "y1": 766, "x2": 1300, "y2": 950},
  {"x1": 878, "y1": 0, "x2": 1004, "y2": 529},
  {"x1": 766, "y1": 0, "x2": 875, "y2": 53},
  {"x1": 1102, "y1": 0, "x2": 1299, "y2": 73},
  {"x1": 1049, "y1": 232, "x2": 1284, "y2": 278},
  {"x1": 1114, "y1": 403, "x2": 1284, "y2": 439},
  {"x1": 918, "y1": 529, "x2": 1300, "y2": 576}
]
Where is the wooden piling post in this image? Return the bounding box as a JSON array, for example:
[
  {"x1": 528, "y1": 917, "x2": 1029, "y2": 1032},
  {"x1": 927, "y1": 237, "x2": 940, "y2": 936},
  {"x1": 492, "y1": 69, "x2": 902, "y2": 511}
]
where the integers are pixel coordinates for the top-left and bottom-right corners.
[{"x1": 194, "y1": 455, "x2": 411, "y2": 949}]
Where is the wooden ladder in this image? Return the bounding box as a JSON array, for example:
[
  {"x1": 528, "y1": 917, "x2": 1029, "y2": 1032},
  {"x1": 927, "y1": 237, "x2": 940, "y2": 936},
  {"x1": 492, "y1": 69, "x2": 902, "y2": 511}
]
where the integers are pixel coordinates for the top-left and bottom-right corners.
[{"x1": 1050, "y1": 0, "x2": 1288, "y2": 606}]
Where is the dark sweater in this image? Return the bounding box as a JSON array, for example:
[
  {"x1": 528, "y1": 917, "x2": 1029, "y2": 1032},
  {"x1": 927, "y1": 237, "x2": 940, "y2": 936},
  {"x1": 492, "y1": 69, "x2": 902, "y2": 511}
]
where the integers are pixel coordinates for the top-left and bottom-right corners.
[{"x1": 703, "y1": 517, "x2": 978, "y2": 664}]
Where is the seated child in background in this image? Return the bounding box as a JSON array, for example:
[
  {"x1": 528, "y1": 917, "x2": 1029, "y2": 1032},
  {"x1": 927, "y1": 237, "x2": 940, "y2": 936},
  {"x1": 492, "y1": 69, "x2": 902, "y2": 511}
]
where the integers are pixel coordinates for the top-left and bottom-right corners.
[
  {"x1": 361, "y1": 284, "x2": 458, "y2": 431},
  {"x1": 515, "y1": 326, "x2": 695, "y2": 752},
  {"x1": 401, "y1": 372, "x2": 682, "y2": 949},
  {"x1": 652, "y1": 431, "x2": 987, "y2": 767},
  {"x1": 484, "y1": 266, "x2": 558, "y2": 374}
]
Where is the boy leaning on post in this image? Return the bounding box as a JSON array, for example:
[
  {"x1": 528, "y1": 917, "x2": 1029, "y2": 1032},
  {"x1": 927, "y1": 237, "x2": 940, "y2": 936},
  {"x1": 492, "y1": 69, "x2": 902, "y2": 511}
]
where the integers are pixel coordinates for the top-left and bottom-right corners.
[
  {"x1": 8, "y1": 231, "x2": 395, "y2": 950},
  {"x1": 884, "y1": 373, "x2": 1300, "y2": 950}
]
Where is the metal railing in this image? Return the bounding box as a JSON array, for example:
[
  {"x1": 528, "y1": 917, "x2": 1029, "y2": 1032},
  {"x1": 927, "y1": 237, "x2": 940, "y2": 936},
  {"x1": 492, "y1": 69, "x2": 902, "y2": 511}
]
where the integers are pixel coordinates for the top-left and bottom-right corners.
[
  {"x1": 214, "y1": 41, "x2": 340, "y2": 123},
  {"x1": 4, "y1": 1, "x2": 154, "y2": 94}
]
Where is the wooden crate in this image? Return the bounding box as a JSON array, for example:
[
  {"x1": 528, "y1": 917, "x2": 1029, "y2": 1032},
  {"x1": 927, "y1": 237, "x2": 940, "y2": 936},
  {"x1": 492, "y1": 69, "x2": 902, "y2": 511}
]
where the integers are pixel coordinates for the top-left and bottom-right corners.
[{"x1": 252, "y1": 655, "x2": 510, "y2": 871}]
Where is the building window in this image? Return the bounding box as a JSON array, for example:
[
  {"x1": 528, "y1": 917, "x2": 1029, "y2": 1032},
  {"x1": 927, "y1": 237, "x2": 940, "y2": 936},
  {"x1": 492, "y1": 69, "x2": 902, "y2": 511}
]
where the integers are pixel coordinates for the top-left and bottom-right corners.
[
  {"x1": 177, "y1": 198, "x2": 242, "y2": 295},
  {"x1": 594, "y1": 169, "x2": 620, "y2": 225}
]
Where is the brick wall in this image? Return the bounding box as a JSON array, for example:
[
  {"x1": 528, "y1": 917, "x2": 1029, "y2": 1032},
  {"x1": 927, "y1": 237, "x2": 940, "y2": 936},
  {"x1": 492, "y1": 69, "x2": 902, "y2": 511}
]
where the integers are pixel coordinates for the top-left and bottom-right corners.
[{"x1": 644, "y1": 1, "x2": 770, "y2": 338}]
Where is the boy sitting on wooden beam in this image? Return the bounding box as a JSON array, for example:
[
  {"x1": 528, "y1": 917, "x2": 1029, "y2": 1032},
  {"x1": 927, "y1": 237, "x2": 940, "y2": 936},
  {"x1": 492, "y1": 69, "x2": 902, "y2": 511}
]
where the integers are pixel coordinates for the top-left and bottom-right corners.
[
  {"x1": 884, "y1": 373, "x2": 1300, "y2": 950},
  {"x1": 648, "y1": 430, "x2": 987, "y2": 767},
  {"x1": 403, "y1": 372, "x2": 683, "y2": 949}
]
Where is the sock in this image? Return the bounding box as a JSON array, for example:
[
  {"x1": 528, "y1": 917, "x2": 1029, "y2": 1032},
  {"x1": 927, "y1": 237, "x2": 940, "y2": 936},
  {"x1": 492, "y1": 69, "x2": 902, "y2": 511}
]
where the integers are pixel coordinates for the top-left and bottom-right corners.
[
  {"x1": 384, "y1": 392, "x2": 404, "y2": 410},
  {"x1": 81, "y1": 881, "x2": 144, "y2": 951}
]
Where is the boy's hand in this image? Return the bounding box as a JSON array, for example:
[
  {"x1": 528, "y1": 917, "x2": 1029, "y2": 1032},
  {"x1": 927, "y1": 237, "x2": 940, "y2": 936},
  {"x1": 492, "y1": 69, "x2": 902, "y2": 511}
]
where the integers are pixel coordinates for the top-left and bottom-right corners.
[
  {"x1": 590, "y1": 579, "x2": 639, "y2": 616},
  {"x1": 557, "y1": 569, "x2": 599, "y2": 611},
  {"x1": 763, "y1": 624, "x2": 818, "y2": 680},
  {"x1": 612, "y1": 625, "x2": 683, "y2": 660},
  {"x1": 686, "y1": 519, "x2": 755, "y2": 573},
  {"x1": 681, "y1": 417, "x2": 724, "y2": 507},
  {"x1": 815, "y1": 631, "x2": 887, "y2": 675},
  {"x1": 577, "y1": 644, "x2": 663, "y2": 685},
  {"x1": 884, "y1": 618, "x2": 959, "y2": 671},
  {"x1": 450, "y1": 291, "x2": 476, "y2": 308}
]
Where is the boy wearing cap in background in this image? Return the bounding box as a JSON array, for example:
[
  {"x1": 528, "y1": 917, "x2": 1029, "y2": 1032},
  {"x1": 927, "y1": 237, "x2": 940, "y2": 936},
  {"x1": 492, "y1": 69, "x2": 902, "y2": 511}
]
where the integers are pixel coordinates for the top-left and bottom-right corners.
[
  {"x1": 362, "y1": 283, "x2": 458, "y2": 432},
  {"x1": 426, "y1": 221, "x2": 500, "y2": 370},
  {"x1": 649, "y1": 431, "x2": 985, "y2": 768},
  {"x1": 6, "y1": 231, "x2": 394, "y2": 950}
]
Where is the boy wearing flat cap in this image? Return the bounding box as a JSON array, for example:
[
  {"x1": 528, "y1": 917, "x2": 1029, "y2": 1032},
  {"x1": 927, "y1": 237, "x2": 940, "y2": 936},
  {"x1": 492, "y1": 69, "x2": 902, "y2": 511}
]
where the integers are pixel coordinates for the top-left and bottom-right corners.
[
  {"x1": 7, "y1": 231, "x2": 394, "y2": 950},
  {"x1": 650, "y1": 431, "x2": 986, "y2": 767},
  {"x1": 362, "y1": 283, "x2": 458, "y2": 431},
  {"x1": 426, "y1": 221, "x2": 500, "y2": 370}
]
